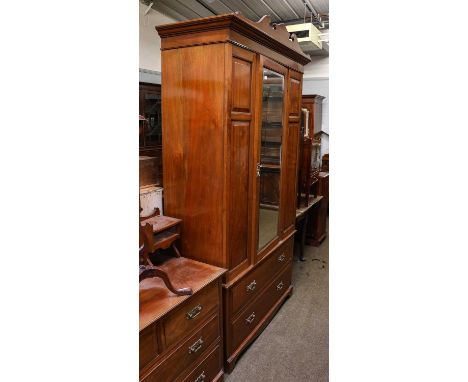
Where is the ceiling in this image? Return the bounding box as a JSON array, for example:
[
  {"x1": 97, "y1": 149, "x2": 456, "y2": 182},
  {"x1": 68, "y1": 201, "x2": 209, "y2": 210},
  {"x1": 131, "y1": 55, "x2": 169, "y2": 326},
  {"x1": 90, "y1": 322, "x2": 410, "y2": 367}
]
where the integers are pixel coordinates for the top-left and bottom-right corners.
[
  {"x1": 144, "y1": 0, "x2": 329, "y2": 55},
  {"x1": 146, "y1": 0, "x2": 328, "y2": 26}
]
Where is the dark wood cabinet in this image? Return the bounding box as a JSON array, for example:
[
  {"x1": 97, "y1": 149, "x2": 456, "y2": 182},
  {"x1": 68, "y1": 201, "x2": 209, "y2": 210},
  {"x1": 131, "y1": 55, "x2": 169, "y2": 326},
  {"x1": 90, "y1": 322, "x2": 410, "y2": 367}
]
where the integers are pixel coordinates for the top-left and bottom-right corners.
[
  {"x1": 156, "y1": 13, "x2": 310, "y2": 373},
  {"x1": 306, "y1": 172, "x2": 328, "y2": 246},
  {"x1": 139, "y1": 257, "x2": 225, "y2": 382},
  {"x1": 140, "y1": 83, "x2": 163, "y2": 187}
]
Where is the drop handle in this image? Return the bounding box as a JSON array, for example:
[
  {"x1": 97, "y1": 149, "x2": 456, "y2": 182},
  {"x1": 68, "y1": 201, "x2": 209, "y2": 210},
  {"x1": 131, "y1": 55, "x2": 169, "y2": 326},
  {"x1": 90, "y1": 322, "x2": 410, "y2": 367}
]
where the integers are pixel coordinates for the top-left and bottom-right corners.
[
  {"x1": 194, "y1": 371, "x2": 206, "y2": 382},
  {"x1": 246, "y1": 312, "x2": 256, "y2": 324},
  {"x1": 278, "y1": 253, "x2": 286, "y2": 262},
  {"x1": 188, "y1": 337, "x2": 204, "y2": 354},
  {"x1": 186, "y1": 304, "x2": 202, "y2": 320},
  {"x1": 277, "y1": 281, "x2": 284, "y2": 290},
  {"x1": 246, "y1": 280, "x2": 257, "y2": 292}
]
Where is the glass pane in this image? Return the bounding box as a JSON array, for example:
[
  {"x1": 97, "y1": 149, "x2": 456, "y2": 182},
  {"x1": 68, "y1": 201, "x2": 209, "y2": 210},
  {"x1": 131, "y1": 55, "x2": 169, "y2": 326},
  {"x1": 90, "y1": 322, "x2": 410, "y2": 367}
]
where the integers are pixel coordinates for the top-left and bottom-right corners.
[
  {"x1": 143, "y1": 91, "x2": 162, "y2": 147},
  {"x1": 258, "y1": 68, "x2": 284, "y2": 250}
]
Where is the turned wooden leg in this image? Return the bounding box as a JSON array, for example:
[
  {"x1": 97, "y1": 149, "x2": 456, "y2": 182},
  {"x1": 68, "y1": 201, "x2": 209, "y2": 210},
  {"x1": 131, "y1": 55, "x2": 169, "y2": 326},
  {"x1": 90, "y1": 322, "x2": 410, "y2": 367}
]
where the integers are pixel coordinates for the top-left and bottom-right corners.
[{"x1": 139, "y1": 266, "x2": 192, "y2": 296}]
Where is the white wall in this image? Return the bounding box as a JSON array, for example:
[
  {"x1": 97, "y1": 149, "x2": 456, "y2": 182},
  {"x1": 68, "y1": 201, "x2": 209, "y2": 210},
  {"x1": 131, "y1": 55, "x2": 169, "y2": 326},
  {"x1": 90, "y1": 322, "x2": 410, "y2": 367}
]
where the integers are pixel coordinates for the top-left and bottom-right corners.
[
  {"x1": 302, "y1": 56, "x2": 329, "y2": 155},
  {"x1": 139, "y1": 5, "x2": 176, "y2": 83},
  {"x1": 303, "y1": 56, "x2": 329, "y2": 78}
]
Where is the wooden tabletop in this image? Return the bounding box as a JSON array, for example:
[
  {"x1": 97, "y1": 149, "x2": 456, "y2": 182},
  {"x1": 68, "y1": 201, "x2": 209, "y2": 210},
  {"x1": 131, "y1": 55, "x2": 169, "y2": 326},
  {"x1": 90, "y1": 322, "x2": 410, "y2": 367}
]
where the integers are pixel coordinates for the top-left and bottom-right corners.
[
  {"x1": 296, "y1": 195, "x2": 324, "y2": 218},
  {"x1": 139, "y1": 256, "x2": 226, "y2": 331},
  {"x1": 140, "y1": 215, "x2": 181, "y2": 234}
]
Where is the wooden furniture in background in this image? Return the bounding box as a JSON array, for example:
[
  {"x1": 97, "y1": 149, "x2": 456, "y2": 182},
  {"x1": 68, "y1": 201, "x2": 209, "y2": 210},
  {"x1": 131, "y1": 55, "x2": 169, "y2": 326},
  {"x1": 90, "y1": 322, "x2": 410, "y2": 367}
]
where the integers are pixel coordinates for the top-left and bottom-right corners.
[
  {"x1": 302, "y1": 95, "x2": 325, "y2": 140},
  {"x1": 140, "y1": 256, "x2": 226, "y2": 382},
  {"x1": 319, "y1": 171, "x2": 329, "y2": 214},
  {"x1": 156, "y1": 13, "x2": 310, "y2": 373},
  {"x1": 297, "y1": 135, "x2": 312, "y2": 207},
  {"x1": 306, "y1": 172, "x2": 328, "y2": 246},
  {"x1": 140, "y1": 83, "x2": 163, "y2": 187},
  {"x1": 297, "y1": 94, "x2": 325, "y2": 208},
  {"x1": 322, "y1": 153, "x2": 329, "y2": 172},
  {"x1": 139, "y1": 211, "x2": 192, "y2": 296},
  {"x1": 295, "y1": 195, "x2": 323, "y2": 260}
]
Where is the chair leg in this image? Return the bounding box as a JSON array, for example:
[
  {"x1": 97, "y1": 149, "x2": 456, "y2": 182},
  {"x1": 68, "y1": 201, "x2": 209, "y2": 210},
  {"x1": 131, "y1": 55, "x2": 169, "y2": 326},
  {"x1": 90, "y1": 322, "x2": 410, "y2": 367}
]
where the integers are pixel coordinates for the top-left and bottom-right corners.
[{"x1": 172, "y1": 243, "x2": 182, "y2": 258}]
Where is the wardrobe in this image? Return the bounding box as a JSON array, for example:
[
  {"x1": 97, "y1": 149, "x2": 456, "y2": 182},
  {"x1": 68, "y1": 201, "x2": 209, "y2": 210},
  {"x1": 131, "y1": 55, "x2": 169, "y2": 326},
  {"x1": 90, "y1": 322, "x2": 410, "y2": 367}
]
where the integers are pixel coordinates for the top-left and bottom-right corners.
[{"x1": 156, "y1": 13, "x2": 310, "y2": 372}]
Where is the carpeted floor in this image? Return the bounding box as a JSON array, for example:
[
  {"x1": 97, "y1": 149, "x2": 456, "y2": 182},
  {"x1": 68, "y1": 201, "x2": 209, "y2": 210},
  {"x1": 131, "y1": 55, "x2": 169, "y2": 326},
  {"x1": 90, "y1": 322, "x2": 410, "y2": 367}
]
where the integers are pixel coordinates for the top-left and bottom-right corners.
[{"x1": 225, "y1": 230, "x2": 329, "y2": 382}]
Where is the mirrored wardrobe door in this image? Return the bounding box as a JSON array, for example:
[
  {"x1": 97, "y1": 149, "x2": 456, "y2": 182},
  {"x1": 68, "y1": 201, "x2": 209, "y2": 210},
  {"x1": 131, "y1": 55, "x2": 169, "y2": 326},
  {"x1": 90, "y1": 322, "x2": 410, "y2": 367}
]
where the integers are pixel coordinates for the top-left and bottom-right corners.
[{"x1": 257, "y1": 67, "x2": 285, "y2": 251}]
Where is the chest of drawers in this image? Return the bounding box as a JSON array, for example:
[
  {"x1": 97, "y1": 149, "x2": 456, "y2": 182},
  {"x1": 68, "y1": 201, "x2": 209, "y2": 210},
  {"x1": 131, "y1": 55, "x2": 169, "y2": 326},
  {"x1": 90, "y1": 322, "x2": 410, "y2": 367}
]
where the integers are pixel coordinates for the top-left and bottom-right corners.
[
  {"x1": 140, "y1": 257, "x2": 226, "y2": 382},
  {"x1": 223, "y1": 235, "x2": 294, "y2": 372}
]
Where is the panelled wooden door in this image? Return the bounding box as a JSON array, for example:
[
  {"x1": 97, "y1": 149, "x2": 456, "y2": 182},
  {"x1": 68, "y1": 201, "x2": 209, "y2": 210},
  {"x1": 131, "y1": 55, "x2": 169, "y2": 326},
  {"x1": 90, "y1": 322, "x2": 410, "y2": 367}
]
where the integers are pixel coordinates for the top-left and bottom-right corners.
[
  {"x1": 281, "y1": 69, "x2": 303, "y2": 234},
  {"x1": 226, "y1": 45, "x2": 257, "y2": 278}
]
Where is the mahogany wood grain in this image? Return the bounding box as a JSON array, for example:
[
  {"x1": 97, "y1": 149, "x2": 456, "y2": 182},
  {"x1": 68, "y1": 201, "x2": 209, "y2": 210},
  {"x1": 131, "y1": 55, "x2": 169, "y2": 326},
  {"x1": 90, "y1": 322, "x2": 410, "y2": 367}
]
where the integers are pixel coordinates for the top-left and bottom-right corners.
[
  {"x1": 229, "y1": 263, "x2": 292, "y2": 355},
  {"x1": 139, "y1": 257, "x2": 225, "y2": 381},
  {"x1": 163, "y1": 281, "x2": 219, "y2": 349},
  {"x1": 140, "y1": 325, "x2": 158, "y2": 371},
  {"x1": 280, "y1": 70, "x2": 303, "y2": 234},
  {"x1": 142, "y1": 315, "x2": 219, "y2": 382},
  {"x1": 225, "y1": 283, "x2": 293, "y2": 373},
  {"x1": 227, "y1": 45, "x2": 255, "y2": 275},
  {"x1": 162, "y1": 44, "x2": 226, "y2": 268},
  {"x1": 156, "y1": 13, "x2": 310, "y2": 66},
  {"x1": 180, "y1": 343, "x2": 223, "y2": 382},
  {"x1": 232, "y1": 58, "x2": 251, "y2": 112},
  {"x1": 230, "y1": 237, "x2": 292, "y2": 316},
  {"x1": 227, "y1": 120, "x2": 250, "y2": 270},
  {"x1": 139, "y1": 257, "x2": 225, "y2": 331},
  {"x1": 156, "y1": 15, "x2": 308, "y2": 373}
]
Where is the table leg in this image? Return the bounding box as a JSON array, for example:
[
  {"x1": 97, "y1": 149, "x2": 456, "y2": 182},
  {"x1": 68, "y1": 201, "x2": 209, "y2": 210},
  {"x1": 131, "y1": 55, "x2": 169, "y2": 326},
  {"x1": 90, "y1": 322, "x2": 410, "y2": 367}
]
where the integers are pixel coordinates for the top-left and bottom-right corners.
[{"x1": 300, "y1": 213, "x2": 308, "y2": 261}]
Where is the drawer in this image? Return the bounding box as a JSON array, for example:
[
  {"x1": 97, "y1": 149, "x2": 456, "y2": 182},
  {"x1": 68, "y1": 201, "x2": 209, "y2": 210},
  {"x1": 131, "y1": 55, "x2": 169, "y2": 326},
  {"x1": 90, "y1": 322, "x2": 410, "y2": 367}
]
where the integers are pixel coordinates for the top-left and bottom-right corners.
[
  {"x1": 180, "y1": 344, "x2": 222, "y2": 382},
  {"x1": 164, "y1": 281, "x2": 219, "y2": 349},
  {"x1": 230, "y1": 264, "x2": 292, "y2": 353},
  {"x1": 140, "y1": 324, "x2": 159, "y2": 371},
  {"x1": 231, "y1": 238, "x2": 293, "y2": 316},
  {"x1": 143, "y1": 314, "x2": 220, "y2": 382}
]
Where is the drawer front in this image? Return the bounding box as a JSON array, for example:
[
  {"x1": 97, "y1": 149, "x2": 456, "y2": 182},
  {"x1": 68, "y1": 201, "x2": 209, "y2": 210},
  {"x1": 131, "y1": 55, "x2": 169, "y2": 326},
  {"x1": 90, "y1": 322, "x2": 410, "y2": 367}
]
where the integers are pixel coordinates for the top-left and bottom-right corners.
[
  {"x1": 140, "y1": 324, "x2": 159, "y2": 371},
  {"x1": 180, "y1": 344, "x2": 222, "y2": 382},
  {"x1": 164, "y1": 281, "x2": 219, "y2": 349},
  {"x1": 230, "y1": 264, "x2": 292, "y2": 353},
  {"x1": 143, "y1": 314, "x2": 220, "y2": 382},
  {"x1": 231, "y1": 238, "x2": 293, "y2": 315}
]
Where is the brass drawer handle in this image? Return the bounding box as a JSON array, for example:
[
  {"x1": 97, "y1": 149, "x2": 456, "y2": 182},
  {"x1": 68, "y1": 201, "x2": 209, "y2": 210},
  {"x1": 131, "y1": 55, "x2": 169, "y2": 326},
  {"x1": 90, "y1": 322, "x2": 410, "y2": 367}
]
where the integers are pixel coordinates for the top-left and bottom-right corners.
[
  {"x1": 277, "y1": 281, "x2": 284, "y2": 290},
  {"x1": 194, "y1": 371, "x2": 206, "y2": 382},
  {"x1": 246, "y1": 312, "x2": 256, "y2": 324},
  {"x1": 278, "y1": 253, "x2": 286, "y2": 262},
  {"x1": 186, "y1": 304, "x2": 202, "y2": 320},
  {"x1": 188, "y1": 337, "x2": 204, "y2": 354},
  {"x1": 246, "y1": 280, "x2": 257, "y2": 292}
]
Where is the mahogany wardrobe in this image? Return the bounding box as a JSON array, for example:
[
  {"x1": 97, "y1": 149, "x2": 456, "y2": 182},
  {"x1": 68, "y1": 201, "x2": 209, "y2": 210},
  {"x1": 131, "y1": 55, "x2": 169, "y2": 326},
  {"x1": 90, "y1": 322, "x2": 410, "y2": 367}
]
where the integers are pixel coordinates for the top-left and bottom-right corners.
[{"x1": 156, "y1": 13, "x2": 311, "y2": 372}]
